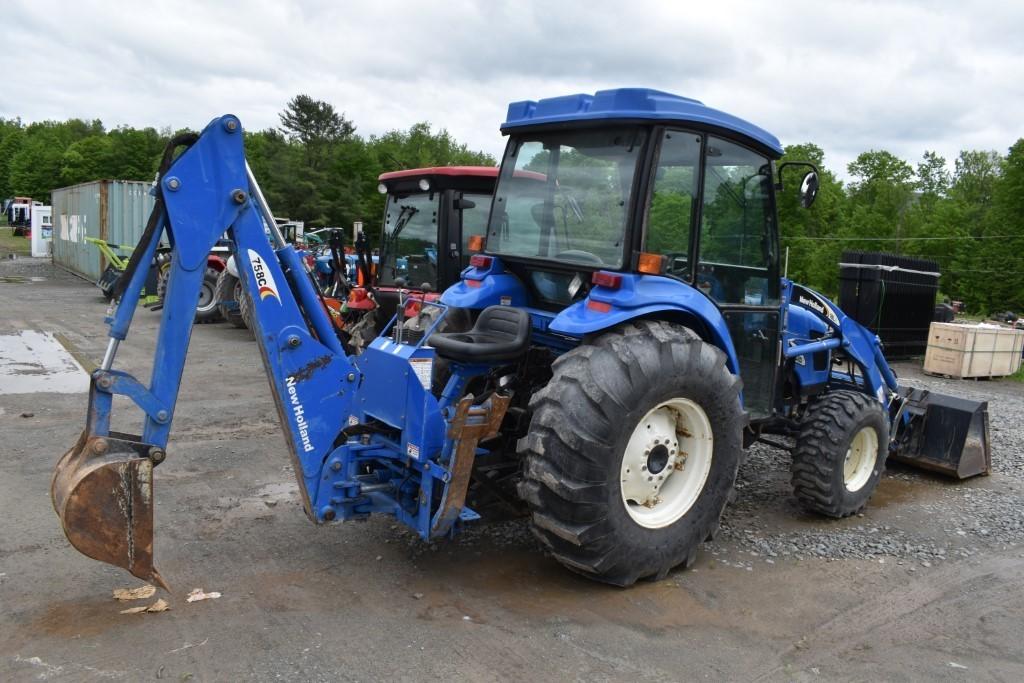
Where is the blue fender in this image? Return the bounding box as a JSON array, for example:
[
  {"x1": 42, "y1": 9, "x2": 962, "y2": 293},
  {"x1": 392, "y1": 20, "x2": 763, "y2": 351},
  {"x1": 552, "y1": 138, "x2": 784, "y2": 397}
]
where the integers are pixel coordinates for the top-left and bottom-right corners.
[
  {"x1": 550, "y1": 273, "x2": 741, "y2": 375},
  {"x1": 440, "y1": 256, "x2": 529, "y2": 309}
]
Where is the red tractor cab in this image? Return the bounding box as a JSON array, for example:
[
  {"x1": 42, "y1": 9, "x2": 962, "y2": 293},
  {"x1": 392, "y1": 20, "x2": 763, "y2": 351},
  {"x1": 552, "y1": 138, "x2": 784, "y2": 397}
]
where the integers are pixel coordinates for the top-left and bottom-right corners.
[{"x1": 344, "y1": 166, "x2": 498, "y2": 349}]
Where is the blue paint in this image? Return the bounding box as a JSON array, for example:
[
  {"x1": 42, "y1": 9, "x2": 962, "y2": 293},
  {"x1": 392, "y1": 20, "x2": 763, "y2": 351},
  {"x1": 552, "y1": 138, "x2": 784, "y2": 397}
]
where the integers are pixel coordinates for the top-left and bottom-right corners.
[
  {"x1": 550, "y1": 273, "x2": 742, "y2": 376},
  {"x1": 503, "y1": 88, "x2": 784, "y2": 157}
]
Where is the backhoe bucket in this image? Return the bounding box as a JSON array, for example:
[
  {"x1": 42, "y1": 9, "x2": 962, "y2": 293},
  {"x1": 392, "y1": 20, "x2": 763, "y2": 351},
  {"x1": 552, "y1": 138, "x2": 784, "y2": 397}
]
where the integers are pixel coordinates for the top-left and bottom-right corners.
[
  {"x1": 892, "y1": 388, "x2": 991, "y2": 479},
  {"x1": 51, "y1": 431, "x2": 168, "y2": 590}
]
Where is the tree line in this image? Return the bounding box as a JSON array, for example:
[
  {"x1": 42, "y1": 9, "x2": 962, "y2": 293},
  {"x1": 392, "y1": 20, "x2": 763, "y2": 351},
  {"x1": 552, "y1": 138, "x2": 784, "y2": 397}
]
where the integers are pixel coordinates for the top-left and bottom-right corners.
[
  {"x1": 0, "y1": 94, "x2": 1021, "y2": 313},
  {"x1": 0, "y1": 93, "x2": 494, "y2": 238}
]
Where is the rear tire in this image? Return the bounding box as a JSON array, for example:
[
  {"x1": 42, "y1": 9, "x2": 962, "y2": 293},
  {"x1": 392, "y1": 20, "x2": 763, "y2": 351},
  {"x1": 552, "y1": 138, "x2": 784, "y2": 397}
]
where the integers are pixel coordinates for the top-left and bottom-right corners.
[
  {"x1": 518, "y1": 320, "x2": 745, "y2": 586},
  {"x1": 194, "y1": 267, "x2": 223, "y2": 324},
  {"x1": 791, "y1": 390, "x2": 888, "y2": 518},
  {"x1": 238, "y1": 285, "x2": 256, "y2": 339},
  {"x1": 214, "y1": 270, "x2": 246, "y2": 328},
  {"x1": 156, "y1": 261, "x2": 222, "y2": 324}
]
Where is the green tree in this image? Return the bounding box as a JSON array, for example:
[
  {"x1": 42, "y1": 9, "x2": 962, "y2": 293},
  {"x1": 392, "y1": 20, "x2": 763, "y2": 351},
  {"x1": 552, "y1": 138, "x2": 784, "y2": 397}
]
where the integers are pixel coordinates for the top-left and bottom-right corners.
[
  {"x1": 60, "y1": 135, "x2": 114, "y2": 185},
  {"x1": 776, "y1": 143, "x2": 846, "y2": 295},
  {"x1": 279, "y1": 94, "x2": 355, "y2": 171}
]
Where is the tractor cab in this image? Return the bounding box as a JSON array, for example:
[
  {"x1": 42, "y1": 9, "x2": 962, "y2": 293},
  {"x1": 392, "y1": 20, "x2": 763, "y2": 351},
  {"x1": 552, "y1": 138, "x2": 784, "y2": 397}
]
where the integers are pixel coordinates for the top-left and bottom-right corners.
[
  {"x1": 376, "y1": 167, "x2": 497, "y2": 291},
  {"x1": 448, "y1": 89, "x2": 815, "y2": 418}
]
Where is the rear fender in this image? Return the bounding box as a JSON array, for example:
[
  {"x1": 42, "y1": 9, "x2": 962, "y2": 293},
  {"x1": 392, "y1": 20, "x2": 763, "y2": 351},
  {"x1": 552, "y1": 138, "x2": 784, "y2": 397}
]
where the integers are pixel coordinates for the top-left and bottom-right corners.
[
  {"x1": 550, "y1": 274, "x2": 741, "y2": 375},
  {"x1": 440, "y1": 256, "x2": 528, "y2": 309}
]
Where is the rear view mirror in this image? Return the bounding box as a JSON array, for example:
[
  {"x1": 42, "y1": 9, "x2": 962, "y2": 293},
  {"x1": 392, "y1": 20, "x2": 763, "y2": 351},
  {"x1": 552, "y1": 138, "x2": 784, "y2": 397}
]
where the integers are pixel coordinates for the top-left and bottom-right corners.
[
  {"x1": 799, "y1": 171, "x2": 819, "y2": 208},
  {"x1": 454, "y1": 197, "x2": 476, "y2": 211},
  {"x1": 776, "y1": 161, "x2": 820, "y2": 209}
]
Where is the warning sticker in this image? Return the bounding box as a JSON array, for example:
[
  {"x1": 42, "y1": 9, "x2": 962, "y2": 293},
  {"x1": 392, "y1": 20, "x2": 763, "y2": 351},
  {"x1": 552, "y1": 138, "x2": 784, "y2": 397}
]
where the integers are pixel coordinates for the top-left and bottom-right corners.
[
  {"x1": 407, "y1": 443, "x2": 420, "y2": 458},
  {"x1": 410, "y1": 357, "x2": 433, "y2": 390}
]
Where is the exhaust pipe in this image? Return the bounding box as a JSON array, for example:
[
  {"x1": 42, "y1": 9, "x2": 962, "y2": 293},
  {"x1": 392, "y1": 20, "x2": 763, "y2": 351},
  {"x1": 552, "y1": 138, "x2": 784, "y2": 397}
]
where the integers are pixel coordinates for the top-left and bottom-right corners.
[{"x1": 892, "y1": 387, "x2": 991, "y2": 479}]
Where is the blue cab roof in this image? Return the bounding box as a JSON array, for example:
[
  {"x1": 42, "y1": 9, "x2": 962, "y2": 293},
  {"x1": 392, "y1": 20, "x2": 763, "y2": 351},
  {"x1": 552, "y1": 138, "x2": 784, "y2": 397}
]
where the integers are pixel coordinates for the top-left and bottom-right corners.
[{"x1": 501, "y1": 88, "x2": 783, "y2": 157}]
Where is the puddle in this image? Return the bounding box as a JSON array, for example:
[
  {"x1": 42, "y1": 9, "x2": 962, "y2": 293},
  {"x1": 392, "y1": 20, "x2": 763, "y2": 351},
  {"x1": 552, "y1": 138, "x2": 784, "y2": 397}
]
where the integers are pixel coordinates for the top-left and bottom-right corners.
[
  {"x1": 871, "y1": 477, "x2": 924, "y2": 508},
  {"x1": 0, "y1": 330, "x2": 90, "y2": 394}
]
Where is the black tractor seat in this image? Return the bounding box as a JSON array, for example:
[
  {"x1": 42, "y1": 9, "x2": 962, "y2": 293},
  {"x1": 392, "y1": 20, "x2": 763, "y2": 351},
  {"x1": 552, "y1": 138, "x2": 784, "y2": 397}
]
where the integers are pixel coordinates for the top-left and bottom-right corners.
[{"x1": 430, "y1": 306, "x2": 531, "y2": 363}]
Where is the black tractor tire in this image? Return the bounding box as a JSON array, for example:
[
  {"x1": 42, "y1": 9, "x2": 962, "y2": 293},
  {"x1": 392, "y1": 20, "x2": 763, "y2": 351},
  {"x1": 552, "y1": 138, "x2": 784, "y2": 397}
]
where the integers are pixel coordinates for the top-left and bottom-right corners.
[
  {"x1": 193, "y1": 266, "x2": 223, "y2": 324},
  {"x1": 518, "y1": 320, "x2": 745, "y2": 586},
  {"x1": 238, "y1": 284, "x2": 256, "y2": 339},
  {"x1": 156, "y1": 262, "x2": 222, "y2": 324},
  {"x1": 214, "y1": 270, "x2": 247, "y2": 328},
  {"x1": 791, "y1": 390, "x2": 889, "y2": 518},
  {"x1": 155, "y1": 261, "x2": 171, "y2": 301}
]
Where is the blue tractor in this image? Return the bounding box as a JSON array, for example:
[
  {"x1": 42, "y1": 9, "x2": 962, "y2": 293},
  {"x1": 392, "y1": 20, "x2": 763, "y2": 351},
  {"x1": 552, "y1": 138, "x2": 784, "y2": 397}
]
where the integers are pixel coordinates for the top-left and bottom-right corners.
[{"x1": 52, "y1": 90, "x2": 990, "y2": 590}]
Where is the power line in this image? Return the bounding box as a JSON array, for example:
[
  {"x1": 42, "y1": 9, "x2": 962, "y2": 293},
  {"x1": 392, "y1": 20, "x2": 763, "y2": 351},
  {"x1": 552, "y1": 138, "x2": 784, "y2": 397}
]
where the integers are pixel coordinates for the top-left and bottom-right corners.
[{"x1": 783, "y1": 235, "x2": 1021, "y2": 241}]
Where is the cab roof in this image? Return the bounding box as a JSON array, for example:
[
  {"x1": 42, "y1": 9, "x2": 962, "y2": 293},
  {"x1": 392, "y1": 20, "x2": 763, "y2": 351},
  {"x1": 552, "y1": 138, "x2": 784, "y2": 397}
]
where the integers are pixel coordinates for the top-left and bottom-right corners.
[
  {"x1": 501, "y1": 88, "x2": 784, "y2": 158},
  {"x1": 378, "y1": 166, "x2": 498, "y2": 182}
]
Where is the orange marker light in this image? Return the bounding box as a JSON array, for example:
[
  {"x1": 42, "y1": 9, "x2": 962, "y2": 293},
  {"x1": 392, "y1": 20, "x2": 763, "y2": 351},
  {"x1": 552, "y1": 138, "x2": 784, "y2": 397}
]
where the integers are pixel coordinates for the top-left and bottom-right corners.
[
  {"x1": 637, "y1": 252, "x2": 665, "y2": 275},
  {"x1": 587, "y1": 300, "x2": 612, "y2": 313},
  {"x1": 468, "y1": 235, "x2": 486, "y2": 253}
]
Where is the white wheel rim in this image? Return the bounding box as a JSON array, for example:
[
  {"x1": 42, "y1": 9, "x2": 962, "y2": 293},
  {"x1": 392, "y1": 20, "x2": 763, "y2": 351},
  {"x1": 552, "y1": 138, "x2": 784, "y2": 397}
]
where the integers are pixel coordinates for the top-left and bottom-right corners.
[
  {"x1": 620, "y1": 398, "x2": 714, "y2": 529},
  {"x1": 197, "y1": 280, "x2": 215, "y2": 310},
  {"x1": 844, "y1": 426, "x2": 878, "y2": 492}
]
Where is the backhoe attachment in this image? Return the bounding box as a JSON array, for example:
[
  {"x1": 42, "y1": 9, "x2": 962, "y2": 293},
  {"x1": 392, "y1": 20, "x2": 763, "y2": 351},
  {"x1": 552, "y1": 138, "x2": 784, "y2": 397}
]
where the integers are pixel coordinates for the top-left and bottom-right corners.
[
  {"x1": 52, "y1": 119, "x2": 358, "y2": 588},
  {"x1": 52, "y1": 430, "x2": 167, "y2": 589}
]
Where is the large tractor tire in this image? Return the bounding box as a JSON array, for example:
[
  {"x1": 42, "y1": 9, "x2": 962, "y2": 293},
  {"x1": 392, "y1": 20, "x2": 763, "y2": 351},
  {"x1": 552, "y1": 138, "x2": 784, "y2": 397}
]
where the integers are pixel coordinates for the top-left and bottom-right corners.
[
  {"x1": 156, "y1": 263, "x2": 222, "y2": 324},
  {"x1": 518, "y1": 320, "x2": 745, "y2": 586},
  {"x1": 193, "y1": 266, "x2": 223, "y2": 324},
  {"x1": 790, "y1": 390, "x2": 888, "y2": 518},
  {"x1": 214, "y1": 270, "x2": 247, "y2": 328},
  {"x1": 238, "y1": 285, "x2": 256, "y2": 339}
]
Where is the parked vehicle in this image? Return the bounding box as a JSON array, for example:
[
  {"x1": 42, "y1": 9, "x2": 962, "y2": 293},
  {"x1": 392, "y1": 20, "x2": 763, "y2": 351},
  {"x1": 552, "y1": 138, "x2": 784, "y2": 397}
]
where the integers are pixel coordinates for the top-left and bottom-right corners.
[{"x1": 53, "y1": 91, "x2": 991, "y2": 593}]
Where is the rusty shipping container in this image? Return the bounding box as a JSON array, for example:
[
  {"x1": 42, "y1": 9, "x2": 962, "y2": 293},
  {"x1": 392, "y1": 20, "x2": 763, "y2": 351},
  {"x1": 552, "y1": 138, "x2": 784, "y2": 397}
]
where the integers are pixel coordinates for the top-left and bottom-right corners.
[{"x1": 51, "y1": 180, "x2": 155, "y2": 281}]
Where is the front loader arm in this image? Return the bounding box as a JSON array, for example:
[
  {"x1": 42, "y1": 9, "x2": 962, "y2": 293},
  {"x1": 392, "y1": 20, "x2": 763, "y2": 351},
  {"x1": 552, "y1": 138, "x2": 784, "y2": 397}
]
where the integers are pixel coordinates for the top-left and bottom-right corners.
[{"x1": 52, "y1": 116, "x2": 359, "y2": 587}]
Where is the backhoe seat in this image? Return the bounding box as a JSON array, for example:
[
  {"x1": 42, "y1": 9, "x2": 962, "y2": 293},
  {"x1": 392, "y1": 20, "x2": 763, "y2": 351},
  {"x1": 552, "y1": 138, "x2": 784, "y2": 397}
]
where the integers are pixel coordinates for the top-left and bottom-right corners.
[{"x1": 430, "y1": 306, "x2": 530, "y2": 363}]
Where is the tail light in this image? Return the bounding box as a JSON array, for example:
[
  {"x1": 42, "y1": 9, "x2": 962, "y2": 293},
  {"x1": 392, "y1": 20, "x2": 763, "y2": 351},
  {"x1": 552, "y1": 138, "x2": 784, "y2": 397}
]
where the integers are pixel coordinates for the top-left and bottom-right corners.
[
  {"x1": 591, "y1": 271, "x2": 622, "y2": 289},
  {"x1": 470, "y1": 254, "x2": 493, "y2": 269}
]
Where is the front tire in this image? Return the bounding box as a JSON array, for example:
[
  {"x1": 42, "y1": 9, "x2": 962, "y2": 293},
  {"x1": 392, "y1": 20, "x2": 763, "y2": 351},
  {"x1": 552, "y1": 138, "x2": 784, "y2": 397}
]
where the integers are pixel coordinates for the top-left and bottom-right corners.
[
  {"x1": 518, "y1": 320, "x2": 745, "y2": 586},
  {"x1": 791, "y1": 390, "x2": 888, "y2": 518}
]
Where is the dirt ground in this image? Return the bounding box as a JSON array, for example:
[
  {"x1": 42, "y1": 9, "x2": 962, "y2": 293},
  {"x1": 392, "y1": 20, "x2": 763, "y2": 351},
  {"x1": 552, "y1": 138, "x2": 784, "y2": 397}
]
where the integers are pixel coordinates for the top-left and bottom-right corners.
[{"x1": 2, "y1": 257, "x2": 1023, "y2": 682}]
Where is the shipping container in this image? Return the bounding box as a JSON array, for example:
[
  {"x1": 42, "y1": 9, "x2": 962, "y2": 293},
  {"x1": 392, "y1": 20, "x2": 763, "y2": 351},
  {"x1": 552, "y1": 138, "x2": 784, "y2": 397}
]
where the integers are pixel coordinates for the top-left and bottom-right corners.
[
  {"x1": 51, "y1": 180, "x2": 155, "y2": 281},
  {"x1": 924, "y1": 322, "x2": 1024, "y2": 378},
  {"x1": 839, "y1": 251, "x2": 940, "y2": 358}
]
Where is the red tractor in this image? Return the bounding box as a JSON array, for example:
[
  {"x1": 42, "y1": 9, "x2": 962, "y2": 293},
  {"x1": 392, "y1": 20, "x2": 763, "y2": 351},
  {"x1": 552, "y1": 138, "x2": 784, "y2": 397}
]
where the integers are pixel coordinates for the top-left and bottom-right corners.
[{"x1": 343, "y1": 166, "x2": 498, "y2": 351}]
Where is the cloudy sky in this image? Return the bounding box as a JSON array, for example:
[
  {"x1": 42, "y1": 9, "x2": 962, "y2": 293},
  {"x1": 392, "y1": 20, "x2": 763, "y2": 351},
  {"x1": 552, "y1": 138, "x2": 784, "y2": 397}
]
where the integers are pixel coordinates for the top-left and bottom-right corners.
[{"x1": 2, "y1": 0, "x2": 1020, "y2": 178}]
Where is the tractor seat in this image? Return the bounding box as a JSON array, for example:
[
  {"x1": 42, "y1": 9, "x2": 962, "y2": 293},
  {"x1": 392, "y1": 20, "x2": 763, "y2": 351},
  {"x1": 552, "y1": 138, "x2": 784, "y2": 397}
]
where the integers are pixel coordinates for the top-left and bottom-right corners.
[{"x1": 430, "y1": 306, "x2": 530, "y2": 363}]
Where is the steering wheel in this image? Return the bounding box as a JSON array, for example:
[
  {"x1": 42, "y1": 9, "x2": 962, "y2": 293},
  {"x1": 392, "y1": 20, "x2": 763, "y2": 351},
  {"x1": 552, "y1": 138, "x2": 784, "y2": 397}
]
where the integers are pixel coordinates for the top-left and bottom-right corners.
[{"x1": 554, "y1": 250, "x2": 604, "y2": 266}]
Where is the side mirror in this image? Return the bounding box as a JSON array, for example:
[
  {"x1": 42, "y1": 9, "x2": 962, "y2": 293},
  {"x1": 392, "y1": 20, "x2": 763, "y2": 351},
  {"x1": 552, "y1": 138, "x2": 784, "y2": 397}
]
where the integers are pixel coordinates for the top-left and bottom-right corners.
[
  {"x1": 453, "y1": 197, "x2": 476, "y2": 211},
  {"x1": 799, "y1": 171, "x2": 819, "y2": 209}
]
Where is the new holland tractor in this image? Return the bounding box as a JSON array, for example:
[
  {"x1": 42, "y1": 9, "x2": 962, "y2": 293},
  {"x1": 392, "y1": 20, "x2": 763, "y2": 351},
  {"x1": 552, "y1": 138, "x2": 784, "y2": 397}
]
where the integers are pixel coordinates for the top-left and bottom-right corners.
[{"x1": 52, "y1": 89, "x2": 990, "y2": 591}]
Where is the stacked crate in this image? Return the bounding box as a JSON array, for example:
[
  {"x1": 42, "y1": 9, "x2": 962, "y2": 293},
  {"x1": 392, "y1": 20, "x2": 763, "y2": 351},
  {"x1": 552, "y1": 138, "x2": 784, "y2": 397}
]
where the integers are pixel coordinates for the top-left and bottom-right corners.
[{"x1": 838, "y1": 251, "x2": 940, "y2": 358}]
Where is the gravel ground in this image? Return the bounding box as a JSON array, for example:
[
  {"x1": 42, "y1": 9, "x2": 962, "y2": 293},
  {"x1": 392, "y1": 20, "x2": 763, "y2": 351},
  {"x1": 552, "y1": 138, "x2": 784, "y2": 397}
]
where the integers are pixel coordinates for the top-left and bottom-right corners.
[
  {"x1": 5, "y1": 257, "x2": 1024, "y2": 680},
  {"x1": 715, "y1": 366, "x2": 1024, "y2": 571}
]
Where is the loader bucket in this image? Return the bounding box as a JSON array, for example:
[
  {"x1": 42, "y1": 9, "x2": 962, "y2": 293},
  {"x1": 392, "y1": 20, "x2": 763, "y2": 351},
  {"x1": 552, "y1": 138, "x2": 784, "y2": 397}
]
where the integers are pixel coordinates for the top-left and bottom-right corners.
[
  {"x1": 892, "y1": 388, "x2": 991, "y2": 479},
  {"x1": 51, "y1": 431, "x2": 168, "y2": 590}
]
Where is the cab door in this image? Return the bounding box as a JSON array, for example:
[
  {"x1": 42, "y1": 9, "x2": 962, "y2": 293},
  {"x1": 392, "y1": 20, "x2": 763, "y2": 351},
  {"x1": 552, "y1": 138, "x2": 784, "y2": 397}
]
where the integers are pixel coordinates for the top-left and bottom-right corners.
[{"x1": 696, "y1": 136, "x2": 781, "y2": 419}]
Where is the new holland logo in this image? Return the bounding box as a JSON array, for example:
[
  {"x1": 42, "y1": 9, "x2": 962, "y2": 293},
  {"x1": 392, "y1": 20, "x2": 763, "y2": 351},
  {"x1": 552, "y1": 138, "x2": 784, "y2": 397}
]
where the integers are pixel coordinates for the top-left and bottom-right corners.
[{"x1": 247, "y1": 249, "x2": 280, "y2": 303}]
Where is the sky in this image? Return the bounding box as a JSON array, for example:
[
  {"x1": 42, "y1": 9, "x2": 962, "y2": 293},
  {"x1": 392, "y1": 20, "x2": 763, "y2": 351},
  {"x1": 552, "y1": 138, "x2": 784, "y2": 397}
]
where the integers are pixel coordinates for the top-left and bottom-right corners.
[{"x1": 2, "y1": 0, "x2": 1021, "y2": 180}]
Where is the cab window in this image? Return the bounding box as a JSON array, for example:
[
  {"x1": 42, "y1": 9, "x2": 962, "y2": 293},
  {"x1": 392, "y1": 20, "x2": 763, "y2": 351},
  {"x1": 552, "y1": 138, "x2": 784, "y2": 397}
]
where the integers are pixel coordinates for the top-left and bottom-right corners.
[
  {"x1": 460, "y1": 192, "x2": 492, "y2": 269},
  {"x1": 698, "y1": 137, "x2": 777, "y2": 306},
  {"x1": 644, "y1": 130, "x2": 701, "y2": 279}
]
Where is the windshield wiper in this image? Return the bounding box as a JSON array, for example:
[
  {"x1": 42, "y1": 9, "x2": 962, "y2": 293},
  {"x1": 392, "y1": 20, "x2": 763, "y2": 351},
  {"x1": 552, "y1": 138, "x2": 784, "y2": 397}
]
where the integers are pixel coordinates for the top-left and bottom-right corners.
[{"x1": 380, "y1": 205, "x2": 419, "y2": 280}]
